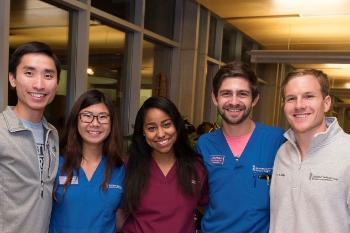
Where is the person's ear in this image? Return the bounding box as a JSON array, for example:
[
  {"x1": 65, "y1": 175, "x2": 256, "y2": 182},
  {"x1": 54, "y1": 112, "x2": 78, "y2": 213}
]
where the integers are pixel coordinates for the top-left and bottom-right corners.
[
  {"x1": 252, "y1": 94, "x2": 260, "y2": 107},
  {"x1": 9, "y1": 73, "x2": 16, "y2": 88},
  {"x1": 211, "y1": 92, "x2": 218, "y2": 106},
  {"x1": 323, "y1": 95, "x2": 332, "y2": 113}
]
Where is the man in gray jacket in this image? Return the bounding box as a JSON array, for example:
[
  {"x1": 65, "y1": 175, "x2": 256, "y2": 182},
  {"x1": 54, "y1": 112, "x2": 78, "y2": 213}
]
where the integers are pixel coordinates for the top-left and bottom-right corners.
[
  {"x1": 270, "y1": 69, "x2": 350, "y2": 233},
  {"x1": 0, "y1": 42, "x2": 60, "y2": 233}
]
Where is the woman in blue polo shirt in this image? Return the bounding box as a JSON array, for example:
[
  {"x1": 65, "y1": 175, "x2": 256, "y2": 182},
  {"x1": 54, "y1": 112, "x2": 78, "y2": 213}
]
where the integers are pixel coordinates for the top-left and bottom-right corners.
[
  {"x1": 49, "y1": 90, "x2": 125, "y2": 233},
  {"x1": 122, "y1": 96, "x2": 208, "y2": 233}
]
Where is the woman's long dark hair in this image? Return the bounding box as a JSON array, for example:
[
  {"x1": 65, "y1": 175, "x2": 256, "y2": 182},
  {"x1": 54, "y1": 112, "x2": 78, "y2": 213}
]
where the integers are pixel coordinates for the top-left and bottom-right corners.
[
  {"x1": 59, "y1": 89, "x2": 123, "y2": 191},
  {"x1": 123, "y1": 96, "x2": 203, "y2": 215}
]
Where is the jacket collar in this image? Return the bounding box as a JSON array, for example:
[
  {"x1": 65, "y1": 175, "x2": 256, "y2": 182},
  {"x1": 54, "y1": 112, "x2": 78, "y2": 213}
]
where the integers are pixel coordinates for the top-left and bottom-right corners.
[
  {"x1": 284, "y1": 117, "x2": 342, "y2": 152},
  {"x1": 3, "y1": 106, "x2": 52, "y2": 133}
]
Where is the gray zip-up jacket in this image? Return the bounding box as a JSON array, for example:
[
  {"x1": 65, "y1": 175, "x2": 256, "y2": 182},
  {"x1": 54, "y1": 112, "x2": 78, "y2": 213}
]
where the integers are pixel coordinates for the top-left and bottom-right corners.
[
  {"x1": 270, "y1": 117, "x2": 350, "y2": 233},
  {"x1": 0, "y1": 106, "x2": 59, "y2": 233}
]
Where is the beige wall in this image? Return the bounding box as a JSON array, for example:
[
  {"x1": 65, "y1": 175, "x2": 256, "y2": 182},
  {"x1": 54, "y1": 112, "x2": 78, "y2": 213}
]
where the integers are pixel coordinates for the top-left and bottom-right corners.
[{"x1": 253, "y1": 63, "x2": 287, "y2": 129}]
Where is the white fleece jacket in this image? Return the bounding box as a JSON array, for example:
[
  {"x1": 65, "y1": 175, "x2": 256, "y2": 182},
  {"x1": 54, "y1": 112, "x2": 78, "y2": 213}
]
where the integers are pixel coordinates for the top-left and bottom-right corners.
[{"x1": 270, "y1": 117, "x2": 350, "y2": 233}]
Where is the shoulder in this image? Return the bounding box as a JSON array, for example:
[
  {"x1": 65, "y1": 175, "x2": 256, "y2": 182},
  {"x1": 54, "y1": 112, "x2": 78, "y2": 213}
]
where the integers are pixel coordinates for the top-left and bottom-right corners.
[
  {"x1": 48, "y1": 122, "x2": 58, "y2": 133},
  {"x1": 110, "y1": 159, "x2": 126, "y2": 175},
  {"x1": 113, "y1": 162, "x2": 126, "y2": 172},
  {"x1": 0, "y1": 106, "x2": 20, "y2": 131},
  {"x1": 0, "y1": 110, "x2": 5, "y2": 124},
  {"x1": 256, "y1": 122, "x2": 284, "y2": 135},
  {"x1": 192, "y1": 156, "x2": 207, "y2": 183},
  {"x1": 339, "y1": 129, "x2": 350, "y2": 140},
  {"x1": 196, "y1": 129, "x2": 227, "y2": 159},
  {"x1": 344, "y1": 132, "x2": 350, "y2": 141},
  {"x1": 274, "y1": 141, "x2": 291, "y2": 160},
  {"x1": 0, "y1": 109, "x2": 23, "y2": 145},
  {"x1": 330, "y1": 131, "x2": 350, "y2": 155},
  {"x1": 254, "y1": 123, "x2": 286, "y2": 150},
  {"x1": 56, "y1": 155, "x2": 66, "y2": 175},
  {"x1": 197, "y1": 129, "x2": 222, "y2": 146},
  {"x1": 1, "y1": 106, "x2": 14, "y2": 120},
  {"x1": 193, "y1": 156, "x2": 206, "y2": 171},
  {"x1": 255, "y1": 123, "x2": 285, "y2": 141},
  {"x1": 0, "y1": 113, "x2": 8, "y2": 134},
  {"x1": 196, "y1": 130, "x2": 222, "y2": 156},
  {"x1": 42, "y1": 117, "x2": 59, "y2": 142},
  {"x1": 0, "y1": 114, "x2": 10, "y2": 150},
  {"x1": 58, "y1": 155, "x2": 65, "y2": 167},
  {"x1": 45, "y1": 119, "x2": 59, "y2": 135},
  {"x1": 322, "y1": 120, "x2": 350, "y2": 152}
]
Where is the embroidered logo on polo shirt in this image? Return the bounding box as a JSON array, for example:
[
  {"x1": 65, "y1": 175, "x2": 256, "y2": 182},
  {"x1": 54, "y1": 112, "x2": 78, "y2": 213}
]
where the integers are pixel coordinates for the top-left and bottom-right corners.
[
  {"x1": 309, "y1": 173, "x2": 338, "y2": 182},
  {"x1": 108, "y1": 184, "x2": 123, "y2": 190},
  {"x1": 209, "y1": 155, "x2": 225, "y2": 165}
]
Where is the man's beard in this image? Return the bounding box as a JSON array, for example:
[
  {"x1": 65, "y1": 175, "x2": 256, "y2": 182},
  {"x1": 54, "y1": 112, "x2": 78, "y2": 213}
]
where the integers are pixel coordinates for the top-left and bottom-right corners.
[{"x1": 218, "y1": 104, "x2": 252, "y2": 125}]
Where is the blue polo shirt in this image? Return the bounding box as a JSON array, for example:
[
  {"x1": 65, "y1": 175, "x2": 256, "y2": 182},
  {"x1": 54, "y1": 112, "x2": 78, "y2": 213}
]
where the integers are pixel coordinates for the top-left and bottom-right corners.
[{"x1": 49, "y1": 156, "x2": 125, "y2": 233}]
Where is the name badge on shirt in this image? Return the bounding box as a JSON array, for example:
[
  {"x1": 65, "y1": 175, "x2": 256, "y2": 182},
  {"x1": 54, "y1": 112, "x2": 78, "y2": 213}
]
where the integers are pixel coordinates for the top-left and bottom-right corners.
[
  {"x1": 252, "y1": 165, "x2": 272, "y2": 187},
  {"x1": 209, "y1": 155, "x2": 225, "y2": 166},
  {"x1": 59, "y1": 176, "x2": 79, "y2": 185},
  {"x1": 108, "y1": 184, "x2": 123, "y2": 190}
]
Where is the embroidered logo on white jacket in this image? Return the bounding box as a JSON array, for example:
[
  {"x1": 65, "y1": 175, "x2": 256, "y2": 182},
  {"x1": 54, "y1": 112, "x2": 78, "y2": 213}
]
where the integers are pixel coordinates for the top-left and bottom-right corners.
[{"x1": 309, "y1": 173, "x2": 338, "y2": 182}]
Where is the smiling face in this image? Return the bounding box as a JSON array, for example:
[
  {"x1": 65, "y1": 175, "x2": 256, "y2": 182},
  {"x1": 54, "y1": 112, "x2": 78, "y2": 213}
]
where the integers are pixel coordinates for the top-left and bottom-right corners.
[
  {"x1": 143, "y1": 108, "x2": 177, "y2": 157},
  {"x1": 78, "y1": 103, "x2": 111, "y2": 148},
  {"x1": 9, "y1": 53, "x2": 58, "y2": 121},
  {"x1": 283, "y1": 74, "x2": 331, "y2": 137},
  {"x1": 212, "y1": 77, "x2": 258, "y2": 126}
]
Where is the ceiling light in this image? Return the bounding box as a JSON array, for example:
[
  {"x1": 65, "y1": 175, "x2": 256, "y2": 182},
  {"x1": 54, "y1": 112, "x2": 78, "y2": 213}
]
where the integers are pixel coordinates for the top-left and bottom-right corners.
[
  {"x1": 323, "y1": 64, "x2": 350, "y2": 69},
  {"x1": 87, "y1": 67, "x2": 94, "y2": 75},
  {"x1": 250, "y1": 50, "x2": 350, "y2": 64},
  {"x1": 224, "y1": 14, "x2": 299, "y2": 20},
  {"x1": 299, "y1": 12, "x2": 350, "y2": 17}
]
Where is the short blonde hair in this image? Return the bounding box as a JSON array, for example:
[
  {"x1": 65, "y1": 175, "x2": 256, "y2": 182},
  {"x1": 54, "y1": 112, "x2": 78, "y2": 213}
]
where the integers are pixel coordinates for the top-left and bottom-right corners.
[{"x1": 281, "y1": 69, "x2": 330, "y2": 99}]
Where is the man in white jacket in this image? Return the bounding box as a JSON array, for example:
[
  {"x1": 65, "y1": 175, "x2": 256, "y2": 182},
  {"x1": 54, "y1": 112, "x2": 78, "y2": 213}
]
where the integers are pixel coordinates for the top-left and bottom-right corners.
[
  {"x1": 0, "y1": 41, "x2": 60, "y2": 233},
  {"x1": 270, "y1": 69, "x2": 350, "y2": 233}
]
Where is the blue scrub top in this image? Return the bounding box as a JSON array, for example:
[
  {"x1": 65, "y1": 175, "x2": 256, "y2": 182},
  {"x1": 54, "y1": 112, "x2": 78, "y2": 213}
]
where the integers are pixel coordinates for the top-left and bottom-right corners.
[
  {"x1": 197, "y1": 123, "x2": 285, "y2": 233},
  {"x1": 50, "y1": 156, "x2": 125, "y2": 233}
]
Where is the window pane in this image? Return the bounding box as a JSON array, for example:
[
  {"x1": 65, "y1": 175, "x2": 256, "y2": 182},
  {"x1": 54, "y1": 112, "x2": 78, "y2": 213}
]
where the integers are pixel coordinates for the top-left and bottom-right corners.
[
  {"x1": 208, "y1": 16, "x2": 217, "y2": 59},
  {"x1": 9, "y1": 0, "x2": 69, "y2": 135},
  {"x1": 242, "y1": 37, "x2": 253, "y2": 64},
  {"x1": 91, "y1": 0, "x2": 135, "y2": 22},
  {"x1": 141, "y1": 39, "x2": 170, "y2": 105},
  {"x1": 222, "y1": 26, "x2": 237, "y2": 63},
  {"x1": 88, "y1": 20, "x2": 126, "y2": 123},
  {"x1": 141, "y1": 40, "x2": 155, "y2": 105},
  {"x1": 204, "y1": 62, "x2": 219, "y2": 122},
  {"x1": 144, "y1": 0, "x2": 175, "y2": 39}
]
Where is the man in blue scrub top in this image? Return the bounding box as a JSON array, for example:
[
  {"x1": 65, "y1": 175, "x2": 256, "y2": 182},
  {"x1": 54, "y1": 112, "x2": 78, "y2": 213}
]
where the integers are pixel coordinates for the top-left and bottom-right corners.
[{"x1": 197, "y1": 61, "x2": 285, "y2": 233}]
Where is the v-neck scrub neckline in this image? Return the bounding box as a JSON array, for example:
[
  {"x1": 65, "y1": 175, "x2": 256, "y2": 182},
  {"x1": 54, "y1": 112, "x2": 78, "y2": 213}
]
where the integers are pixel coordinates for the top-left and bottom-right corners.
[
  {"x1": 151, "y1": 157, "x2": 176, "y2": 180},
  {"x1": 80, "y1": 157, "x2": 104, "y2": 183}
]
